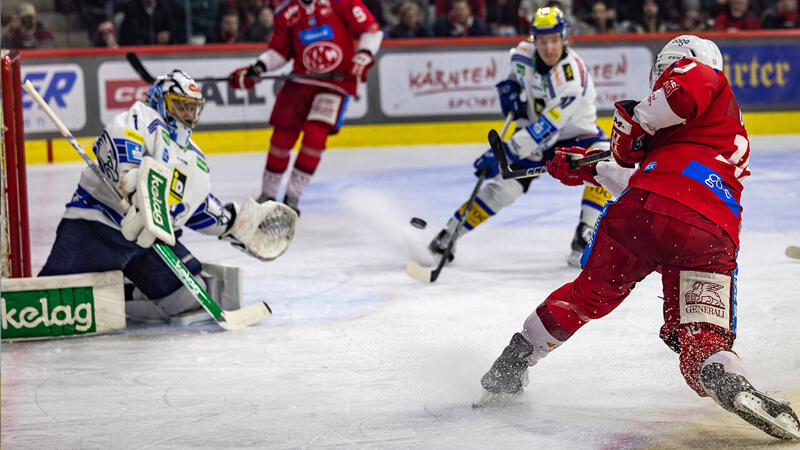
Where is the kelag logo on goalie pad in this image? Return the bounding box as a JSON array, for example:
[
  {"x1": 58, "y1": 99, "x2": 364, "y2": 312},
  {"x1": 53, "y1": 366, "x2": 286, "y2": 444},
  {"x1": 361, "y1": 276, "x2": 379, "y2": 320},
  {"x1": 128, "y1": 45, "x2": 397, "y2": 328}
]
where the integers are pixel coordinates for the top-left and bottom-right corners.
[{"x1": 1, "y1": 288, "x2": 96, "y2": 339}]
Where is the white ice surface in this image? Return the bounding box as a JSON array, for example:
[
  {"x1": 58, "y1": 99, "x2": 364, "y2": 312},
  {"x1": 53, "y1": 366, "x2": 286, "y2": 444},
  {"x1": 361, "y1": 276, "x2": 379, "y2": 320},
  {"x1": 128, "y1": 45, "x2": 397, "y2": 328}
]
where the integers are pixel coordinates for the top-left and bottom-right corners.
[{"x1": 3, "y1": 139, "x2": 800, "y2": 449}]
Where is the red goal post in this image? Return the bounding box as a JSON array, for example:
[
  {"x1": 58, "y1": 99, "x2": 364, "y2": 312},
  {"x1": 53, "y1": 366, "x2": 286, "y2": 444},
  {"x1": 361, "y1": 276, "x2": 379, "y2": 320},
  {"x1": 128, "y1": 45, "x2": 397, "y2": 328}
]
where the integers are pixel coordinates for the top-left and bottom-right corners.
[{"x1": 1, "y1": 50, "x2": 31, "y2": 278}]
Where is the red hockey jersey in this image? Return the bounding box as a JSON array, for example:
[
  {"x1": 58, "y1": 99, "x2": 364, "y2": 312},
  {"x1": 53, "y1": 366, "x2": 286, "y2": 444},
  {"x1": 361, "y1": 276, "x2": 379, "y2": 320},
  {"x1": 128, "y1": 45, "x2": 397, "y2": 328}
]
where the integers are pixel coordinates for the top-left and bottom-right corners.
[
  {"x1": 269, "y1": 0, "x2": 379, "y2": 96},
  {"x1": 627, "y1": 58, "x2": 750, "y2": 247}
]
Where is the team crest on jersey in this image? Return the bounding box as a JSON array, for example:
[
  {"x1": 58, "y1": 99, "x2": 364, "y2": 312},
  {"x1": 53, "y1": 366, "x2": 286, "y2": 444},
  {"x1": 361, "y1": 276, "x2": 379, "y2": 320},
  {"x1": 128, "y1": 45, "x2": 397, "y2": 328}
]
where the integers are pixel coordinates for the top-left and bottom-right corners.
[
  {"x1": 562, "y1": 63, "x2": 574, "y2": 81},
  {"x1": 302, "y1": 41, "x2": 343, "y2": 73},
  {"x1": 663, "y1": 79, "x2": 680, "y2": 97}
]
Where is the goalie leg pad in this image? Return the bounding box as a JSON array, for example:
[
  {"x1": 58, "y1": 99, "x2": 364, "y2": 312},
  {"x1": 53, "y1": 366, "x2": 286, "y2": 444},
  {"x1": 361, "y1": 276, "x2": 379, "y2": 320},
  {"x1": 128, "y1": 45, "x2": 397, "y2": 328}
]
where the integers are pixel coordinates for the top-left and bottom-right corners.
[
  {"x1": 199, "y1": 262, "x2": 244, "y2": 311},
  {"x1": 125, "y1": 263, "x2": 243, "y2": 324}
]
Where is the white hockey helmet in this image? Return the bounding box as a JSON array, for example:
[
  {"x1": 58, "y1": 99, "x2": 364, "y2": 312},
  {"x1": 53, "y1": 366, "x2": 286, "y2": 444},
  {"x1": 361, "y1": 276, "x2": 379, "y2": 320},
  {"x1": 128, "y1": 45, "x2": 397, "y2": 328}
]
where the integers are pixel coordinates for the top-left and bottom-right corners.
[
  {"x1": 145, "y1": 70, "x2": 205, "y2": 140},
  {"x1": 649, "y1": 35, "x2": 723, "y2": 88}
]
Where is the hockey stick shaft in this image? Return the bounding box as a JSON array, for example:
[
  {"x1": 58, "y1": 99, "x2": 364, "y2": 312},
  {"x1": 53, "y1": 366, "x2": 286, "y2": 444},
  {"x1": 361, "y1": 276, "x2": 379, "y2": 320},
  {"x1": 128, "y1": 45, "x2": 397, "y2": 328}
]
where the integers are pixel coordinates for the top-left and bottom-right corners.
[
  {"x1": 22, "y1": 80, "x2": 269, "y2": 330},
  {"x1": 488, "y1": 128, "x2": 611, "y2": 180},
  {"x1": 406, "y1": 114, "x2": 514, "y2": 283},
  {"x1": 126, "y1": 51, "x2": 345, "y2": 83}
]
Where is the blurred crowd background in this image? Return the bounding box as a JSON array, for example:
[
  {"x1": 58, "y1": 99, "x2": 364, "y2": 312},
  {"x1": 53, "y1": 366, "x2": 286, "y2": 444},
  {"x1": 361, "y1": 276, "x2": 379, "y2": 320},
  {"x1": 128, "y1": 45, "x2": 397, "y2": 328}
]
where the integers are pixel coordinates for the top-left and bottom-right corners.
[{"x1": 1, "y1": 0, "x2": 798, "y2": 49}]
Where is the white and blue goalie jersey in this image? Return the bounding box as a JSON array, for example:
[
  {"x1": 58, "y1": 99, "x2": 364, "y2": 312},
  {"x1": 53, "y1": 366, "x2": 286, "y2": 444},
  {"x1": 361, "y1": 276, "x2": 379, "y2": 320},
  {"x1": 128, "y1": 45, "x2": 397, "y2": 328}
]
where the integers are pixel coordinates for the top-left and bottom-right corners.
[{"x1": 63, "y1": 102, "x2": 231, "y2": 237}]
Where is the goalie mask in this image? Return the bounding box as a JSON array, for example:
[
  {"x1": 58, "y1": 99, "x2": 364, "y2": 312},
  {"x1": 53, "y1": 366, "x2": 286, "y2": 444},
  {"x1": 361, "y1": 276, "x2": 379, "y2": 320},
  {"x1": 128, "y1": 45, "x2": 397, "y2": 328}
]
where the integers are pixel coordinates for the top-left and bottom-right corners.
[
  {"x1": 649, "y1": 35, "x2": 723, "y2": 88},
  {"x1": 145, "y1": 70, "x2": 205, "y2": 144}
]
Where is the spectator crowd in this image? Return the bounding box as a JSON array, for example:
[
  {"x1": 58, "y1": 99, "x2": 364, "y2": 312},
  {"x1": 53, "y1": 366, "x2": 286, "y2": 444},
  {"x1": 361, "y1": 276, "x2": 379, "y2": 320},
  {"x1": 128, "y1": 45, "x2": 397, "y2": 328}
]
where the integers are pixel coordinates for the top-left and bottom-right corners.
[{"x1": 2, "y1": 0, "x2": 799, "y2": 49}]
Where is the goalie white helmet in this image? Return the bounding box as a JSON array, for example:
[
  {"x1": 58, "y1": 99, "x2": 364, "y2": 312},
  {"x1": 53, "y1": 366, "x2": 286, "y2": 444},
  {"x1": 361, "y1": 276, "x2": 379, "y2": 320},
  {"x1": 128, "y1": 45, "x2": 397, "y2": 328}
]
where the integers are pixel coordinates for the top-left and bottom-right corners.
[
  {"x1": 649, "y1": 35, "x2": 723, "y2": 88},
  {"x1": 145, "y1": 69, "x2": 205, "y2": 144}
]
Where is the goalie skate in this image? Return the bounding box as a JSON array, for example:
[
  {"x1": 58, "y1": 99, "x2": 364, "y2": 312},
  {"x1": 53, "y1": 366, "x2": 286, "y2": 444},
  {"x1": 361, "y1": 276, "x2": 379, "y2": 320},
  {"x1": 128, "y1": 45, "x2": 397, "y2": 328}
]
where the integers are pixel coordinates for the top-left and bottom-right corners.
[{"x1": 701, "y1": 362, "x2": 800, "y2": 440}]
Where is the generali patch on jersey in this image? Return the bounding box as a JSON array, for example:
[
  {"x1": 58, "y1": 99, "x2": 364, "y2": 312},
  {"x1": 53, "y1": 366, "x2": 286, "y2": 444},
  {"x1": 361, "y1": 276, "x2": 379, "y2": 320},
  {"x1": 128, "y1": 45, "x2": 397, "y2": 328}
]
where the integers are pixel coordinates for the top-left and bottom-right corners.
[{"x1": 678, "y1": 270, "x2": 732, "y2": 331}]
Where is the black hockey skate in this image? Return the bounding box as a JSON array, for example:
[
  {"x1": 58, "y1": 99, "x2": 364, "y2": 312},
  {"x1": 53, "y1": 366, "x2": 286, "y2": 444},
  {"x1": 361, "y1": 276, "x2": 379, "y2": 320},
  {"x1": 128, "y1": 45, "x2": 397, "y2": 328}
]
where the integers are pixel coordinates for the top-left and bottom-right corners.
[
  {"x1": 473, "y1": 333, "x2": 534, "y2": 408},
  {"x1": 256, "y1": 193, "x2": 275, "y2": 204},
  {"x1": 480, "y1": 333, "x2": 533, "y2": 394},
  {"x1": 283, "y1": 195, "x2": 301, "y2": 217},
  {"x1": 428, "y1": 229, "x2": 455, "y2": 262},
  {"x1": 700, "y1": 362, "x2": 800, "y2": 440},
  {"x1": 567, "y1": 223, "x2": 593, "y2": 267}
]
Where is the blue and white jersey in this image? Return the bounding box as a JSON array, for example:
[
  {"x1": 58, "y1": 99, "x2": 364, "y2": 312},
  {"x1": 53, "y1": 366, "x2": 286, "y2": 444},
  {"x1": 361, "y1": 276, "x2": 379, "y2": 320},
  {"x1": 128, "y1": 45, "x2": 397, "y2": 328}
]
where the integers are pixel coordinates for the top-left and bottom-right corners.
[
  {"x1": 63, "y1": 102, "x2": 231, "y2": 237},
  {"x1": 508, "y1": 41, "x2": 602, "y2": 145}
]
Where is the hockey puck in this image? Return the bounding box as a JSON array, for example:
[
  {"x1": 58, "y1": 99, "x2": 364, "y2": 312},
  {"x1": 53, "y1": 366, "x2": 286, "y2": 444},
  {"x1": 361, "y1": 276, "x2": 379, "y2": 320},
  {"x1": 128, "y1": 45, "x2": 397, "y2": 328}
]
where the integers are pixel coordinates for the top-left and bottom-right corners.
[{"x1": 410, "y1": 217, "x2": 427, "y2": 229}]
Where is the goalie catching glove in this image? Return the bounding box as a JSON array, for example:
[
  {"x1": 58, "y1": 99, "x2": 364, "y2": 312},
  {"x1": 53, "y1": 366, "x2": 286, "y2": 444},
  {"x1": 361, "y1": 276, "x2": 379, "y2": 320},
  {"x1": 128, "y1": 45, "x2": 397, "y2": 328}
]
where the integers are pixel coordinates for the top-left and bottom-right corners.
[
  {"x1": 221, "y1": 197, "x2": 298, "y2": 261},
  {"x1": 120, "y1": 156, "x2": 176, "y2": 248},
  {"x1": 610, "y1": 100, "x2": 648, "y2": 168}
]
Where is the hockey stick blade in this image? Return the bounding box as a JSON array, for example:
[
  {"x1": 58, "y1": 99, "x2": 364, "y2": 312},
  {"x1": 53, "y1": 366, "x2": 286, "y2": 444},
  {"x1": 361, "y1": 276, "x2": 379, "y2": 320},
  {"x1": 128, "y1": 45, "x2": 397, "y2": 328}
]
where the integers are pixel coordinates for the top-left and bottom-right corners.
[
  {"x1": 405, "y1": 172, "x2": 486, "y2": 283},
  {"x1": 786, "y1": 246, "x2": 800, "y2": 260},
  {"x1": 220, "y1": 301, "x2": 272, "y2": 330},
  {"x1": 488, "y1": 129, "x2": 548, "y2": 180},
  {"x1": 406, "y1": 115, "x2": 513, "y2": 284},
  {"x1": 405, "y1": 261, "x2": 435, "y2": 283}
]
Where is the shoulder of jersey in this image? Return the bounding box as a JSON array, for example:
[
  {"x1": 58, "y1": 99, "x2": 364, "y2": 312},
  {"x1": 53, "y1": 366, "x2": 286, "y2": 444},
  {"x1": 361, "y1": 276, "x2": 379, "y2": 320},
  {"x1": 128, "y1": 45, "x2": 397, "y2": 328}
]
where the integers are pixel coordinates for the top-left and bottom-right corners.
[
  {"x1": 550, "y1": 54, "x2": 585, "y2": 88},
  {"x1": 277, "y1": 0, "x2": 301, "y2": 22},
  {"x1": 664, "y1": 57, "x2": 720, "y2": 82},
  {"x1": 510, "y1": 40, "x2": 535, "y2": 67}
]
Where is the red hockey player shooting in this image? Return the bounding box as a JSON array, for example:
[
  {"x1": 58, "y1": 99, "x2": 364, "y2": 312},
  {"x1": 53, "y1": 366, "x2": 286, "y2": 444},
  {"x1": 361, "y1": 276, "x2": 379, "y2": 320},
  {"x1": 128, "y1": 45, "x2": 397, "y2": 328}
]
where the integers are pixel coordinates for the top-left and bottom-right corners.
[
  {"x1": 477, "y1": 35, "x2": 800, "y2": 441},
  {"x1": 228, "y1": 0, "x2": 383, "y2": 215}
]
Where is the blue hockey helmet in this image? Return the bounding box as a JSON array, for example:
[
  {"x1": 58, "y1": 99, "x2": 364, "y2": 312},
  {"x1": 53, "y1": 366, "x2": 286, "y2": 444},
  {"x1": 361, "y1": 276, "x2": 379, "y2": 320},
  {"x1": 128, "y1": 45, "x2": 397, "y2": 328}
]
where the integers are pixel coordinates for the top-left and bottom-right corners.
[
  {"x1": 530, "y1": 7, "x2": 567, "y2": 40},
  {"x1": 145, "y1": 70, "x2": 205, "y2": 143}
]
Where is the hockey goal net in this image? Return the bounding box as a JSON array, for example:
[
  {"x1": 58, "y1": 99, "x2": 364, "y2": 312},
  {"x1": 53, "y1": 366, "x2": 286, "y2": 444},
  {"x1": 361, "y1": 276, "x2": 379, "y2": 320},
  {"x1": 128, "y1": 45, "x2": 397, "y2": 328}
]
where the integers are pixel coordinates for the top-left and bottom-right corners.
[{"x1": 1, "y1": 50, "x2": 31, "y2": 278}]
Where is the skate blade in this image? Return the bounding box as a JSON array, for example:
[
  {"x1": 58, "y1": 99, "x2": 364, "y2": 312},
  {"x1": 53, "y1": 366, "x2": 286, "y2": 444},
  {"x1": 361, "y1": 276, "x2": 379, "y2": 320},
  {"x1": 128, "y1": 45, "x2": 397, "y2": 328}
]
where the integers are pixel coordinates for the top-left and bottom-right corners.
[
  {"x1": 734, "y1": 392, "x2": 800, "y2": 440},
  {"x1": 471, "y1": 390, "x2": 519, "y2": 409}
]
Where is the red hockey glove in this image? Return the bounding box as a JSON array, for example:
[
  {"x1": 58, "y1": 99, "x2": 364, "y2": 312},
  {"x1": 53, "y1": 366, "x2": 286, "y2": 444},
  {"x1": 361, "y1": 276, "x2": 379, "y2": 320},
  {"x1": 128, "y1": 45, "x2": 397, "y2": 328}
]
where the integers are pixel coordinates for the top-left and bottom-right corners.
[
  {"x1": 546, "y1": 146, "x2": 601, "y2": 187},
  {"x1": 610, "y1": 100, "x2": 647, "y2": 168},
  {"x1": 228, "y1": 61, "x2": 266, "y2": 90},
  {"x1": 350, "y1": 50, "x2": 374, "y2": 82}
]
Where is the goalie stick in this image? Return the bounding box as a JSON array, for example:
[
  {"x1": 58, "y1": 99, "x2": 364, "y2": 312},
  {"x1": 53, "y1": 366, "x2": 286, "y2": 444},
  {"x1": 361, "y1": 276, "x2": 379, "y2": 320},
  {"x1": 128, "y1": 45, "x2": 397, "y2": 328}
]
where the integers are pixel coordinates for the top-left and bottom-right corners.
[
  {"x1": 786, "y1": 246, "x2": 800, "y2": 260},
  {"x1": 22, "y1": 80, "x2": 271, "y2": 331},
  {"x1": 125, "y1": 51, "x2": 346, "y2": 84},
  {"x1": 488, "y1": 129, "x2": 612, "y2": 180},
  {"x1": 405, "y1": 113, "x2": 515, "y2": 283}
]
